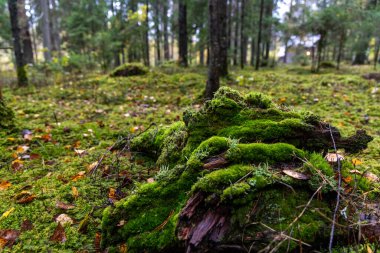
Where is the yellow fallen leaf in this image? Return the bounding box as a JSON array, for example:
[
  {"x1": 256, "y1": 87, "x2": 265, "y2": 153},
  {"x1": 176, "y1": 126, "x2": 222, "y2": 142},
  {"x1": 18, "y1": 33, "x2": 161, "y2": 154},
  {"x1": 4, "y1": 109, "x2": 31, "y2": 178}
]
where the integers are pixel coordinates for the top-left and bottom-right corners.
[
  {"x1": 1, "y1": 207, "x2": 15, "y2": 219},
  {"x1": 352, "y1": 158, "x2": 362, "y2": 166},
  {"x1": 7, "y1": 137, "x2": 16, "y2": 142},
  {"x1": 367, "y1": 244, "x2": 373, "y2": 253},
  {"x1": 72, "y1": 186, "x2": 79, "y2": 199},
  {"x1": 0, "y1": 180, "x2": 11, "y2": 191}
]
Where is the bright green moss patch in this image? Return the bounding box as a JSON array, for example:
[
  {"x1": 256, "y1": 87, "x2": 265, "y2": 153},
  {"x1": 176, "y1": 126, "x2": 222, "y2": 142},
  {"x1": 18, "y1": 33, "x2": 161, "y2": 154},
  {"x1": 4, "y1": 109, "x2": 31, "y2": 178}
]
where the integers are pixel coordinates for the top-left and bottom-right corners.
[{"x1": 0, "y1": 99, "x2": 15, "y2": 129}]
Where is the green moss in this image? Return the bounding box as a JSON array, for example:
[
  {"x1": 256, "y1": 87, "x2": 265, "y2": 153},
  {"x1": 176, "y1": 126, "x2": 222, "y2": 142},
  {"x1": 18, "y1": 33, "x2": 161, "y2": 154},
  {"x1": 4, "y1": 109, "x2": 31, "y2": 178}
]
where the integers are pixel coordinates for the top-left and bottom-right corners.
[
  {"x1": 225, "y1": 142, "x2": 305, "y2": 164},
  {"x1": 221, "y1": 182, "x2": 250, "y2": 201},
  {"x1": 244, "y1": 92, "x2": 273, "y2": 109},
  {"x1": 109, "y1": 63, "x2": 148, "y2": 77},
  {"x1": 0, "y1": 99, "x2": 15, "y2": 129},
  {"x1": 192, "y1": 165, "x2": 253, "y2": 193}
]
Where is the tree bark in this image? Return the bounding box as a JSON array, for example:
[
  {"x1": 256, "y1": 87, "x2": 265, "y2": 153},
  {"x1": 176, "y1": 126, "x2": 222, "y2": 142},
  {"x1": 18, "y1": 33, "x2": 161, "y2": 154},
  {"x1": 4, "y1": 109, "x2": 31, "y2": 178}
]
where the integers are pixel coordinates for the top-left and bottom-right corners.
[
  {"x1": 316, "y1": 31, "x2": 326, "y2": 72},
  {"x1": 8, "y1": 0, "x2": 28, "y2": 87},
  {"x1": 18, "y1": 0, "x2": 33, "y2": 64},
  {"x1": 154, "y1": 0, "x2": 161, "y2": 65},
  {"x1": 144, "y1": 0, "x2": 150, "y2": 66},
  {"x1": 336, "y1": 32, "x2": 345, "y2": 70},
  {"x1": 239, "y1": 0, "x2": 247, "y2": 69},
  {"x1": 255, "y1": 0, "x2": 264, "y2": 70},
  {"x1": 206, "y1": 0, "x2": 227, "y2": 99},
  {"x1": 374, "y1": 38, "x2": 380, "y2": 70},
  {"x1": 40, "y1": 0, "x2": 52, "y2": 61},
  {"x1": 220, "y1": 0, "x2": 228, "y2": 76},
  {"x1": 250, "y1": 37, "x2": 255, "y2": 66},
  {"x1": 178, "y1": 0, "x2": 188, "y2": 67},
  {"x1": 50, "y1": 0, "x2": 61, "y2": 57},
  {"x1": 232, "y1": 0, "x2": 239, "y2": 66},
  {"x1": 163, "y1": 0, "x2": 170, "y2": 61}
]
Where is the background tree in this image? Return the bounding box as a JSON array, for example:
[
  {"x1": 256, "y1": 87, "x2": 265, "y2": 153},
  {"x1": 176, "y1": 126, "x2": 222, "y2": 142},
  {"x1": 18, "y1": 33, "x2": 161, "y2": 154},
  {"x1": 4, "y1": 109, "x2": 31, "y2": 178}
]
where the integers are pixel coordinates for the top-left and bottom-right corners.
[{"x1": 178, "y1": 0, "x2": 188, "y2": 66}]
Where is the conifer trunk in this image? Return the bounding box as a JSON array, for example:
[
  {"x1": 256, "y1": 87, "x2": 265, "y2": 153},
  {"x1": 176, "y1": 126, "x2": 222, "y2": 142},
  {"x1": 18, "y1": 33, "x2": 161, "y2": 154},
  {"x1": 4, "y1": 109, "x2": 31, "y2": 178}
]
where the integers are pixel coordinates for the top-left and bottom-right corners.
[{"x1": 178, "y1": 0, "x2": 188, "y2": 67}]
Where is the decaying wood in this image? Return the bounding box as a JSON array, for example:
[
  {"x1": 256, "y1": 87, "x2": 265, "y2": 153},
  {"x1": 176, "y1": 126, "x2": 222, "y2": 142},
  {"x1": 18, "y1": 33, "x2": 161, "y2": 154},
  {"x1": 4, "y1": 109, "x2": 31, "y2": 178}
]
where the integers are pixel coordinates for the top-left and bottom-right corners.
[
  {"x1": 203, "y1": 155, "x2": 228, "y2": 170},
  {"x1": 362, "y1": 73, "x2": 380, "y2": 82}
]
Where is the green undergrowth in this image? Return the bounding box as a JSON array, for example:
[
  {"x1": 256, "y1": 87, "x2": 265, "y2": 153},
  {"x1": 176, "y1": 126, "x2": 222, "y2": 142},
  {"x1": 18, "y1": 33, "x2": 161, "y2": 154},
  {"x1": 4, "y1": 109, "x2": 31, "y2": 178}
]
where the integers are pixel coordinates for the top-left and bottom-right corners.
[{"x1": 0, "y1": 65, "x2": 378, "y2": 252}]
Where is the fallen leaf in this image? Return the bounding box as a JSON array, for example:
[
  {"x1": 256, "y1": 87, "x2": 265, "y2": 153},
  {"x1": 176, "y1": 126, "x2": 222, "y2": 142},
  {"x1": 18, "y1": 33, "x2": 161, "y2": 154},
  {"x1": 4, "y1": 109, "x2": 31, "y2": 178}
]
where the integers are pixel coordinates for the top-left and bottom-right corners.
[
  {"x1": 367, "y1": 244, "x2": 374, "y2": 253},
  {"x1": 16, "y1": 145, "x2": 29, "y2": 154},
  {"x1": 30, "y1": 153, "x2": 41, "y2": 160},
  {"x1": 7, "y1": 137, "x2": 16, "y2": 142},
  {"x1": 364, "y1": 172, "x2": 379, "y2": 182},
  {"x1": 72, "y1": 171, "x2": 86, "y2": 181},
  {"x1": 55, "y1": 214, "x2": 73, "y2": 225},
  {"x1": 74, "y1": 149, "x2": 87, "y2": 157},
  {"x1": 56, "y1": 201, "x2": 76, "y2": 210},
  {"x1": 0, "y1": 229, "x2": 20, "y2": 249},
  {"x1": 78, "y1": 213, "x2": 90, "y2": 233},
  {"x1": 94, "y1": 232, "x2": 102, "y2": 252},
  {"x1": 72, "y1": 186, "x2": 79, "y2": 199},
  {"x1": 20, "y1": 220, "x2": 33, "y2": 231},
  {"x1": 343, "y1": 176, "x2": 352, "y2": 184},
  {"x1": 23, "y1": 133, "x2": 33, "y2": 141},
  {"x1": 108, "y1": 188, "x2": 117, "y2": 202},
  {"x1": 1, "y1": 207, "x2": 15, "y2": 219},
  {"x1": 147, "y1": 178, "x2": 155, "y2": 183},
  {"x1": 50, "y1": 222, "x2": 67, "y2": 243},
  {"x1": 0, "y1": 181, "x2": 11, "y2": 191},
  {"x1": 352, "y1": 158, "x2": 363, "y2": 166},
  {"x1": 119, "y1": 243, "x2": 127, "y2": 253},
  {"x1": 15, "y1": 191, "x2": 36, "y2": 204},
  {"x1": 325, "y1": 153, "x2": 344, "y2": 163},
  {"x1": 11, "y1": 159, "x2": 24, "y2": 171},
  {"x1": 350, "y1": 169, "x2": 362, "y2": 175},
  {"x1": 41, "y1": 134, "x2": 52, "y2": 142},
  {"x1": 87, "y1": 161, "x2": 99, "y2": 173},
  {"x1": 282, "y1": 170, "x2": 310, "y2": 180}
]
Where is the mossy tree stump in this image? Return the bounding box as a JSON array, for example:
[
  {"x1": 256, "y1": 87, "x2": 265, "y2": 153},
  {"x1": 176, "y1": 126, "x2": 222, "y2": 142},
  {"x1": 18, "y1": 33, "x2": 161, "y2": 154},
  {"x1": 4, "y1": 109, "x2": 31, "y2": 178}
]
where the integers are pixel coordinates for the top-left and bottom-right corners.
[
  {"x1": 101, "y1": 87, "x2": 374, "y2": 253},
  {"x1": 109, "y1": 63, "x2": 148, "y2": 78}
]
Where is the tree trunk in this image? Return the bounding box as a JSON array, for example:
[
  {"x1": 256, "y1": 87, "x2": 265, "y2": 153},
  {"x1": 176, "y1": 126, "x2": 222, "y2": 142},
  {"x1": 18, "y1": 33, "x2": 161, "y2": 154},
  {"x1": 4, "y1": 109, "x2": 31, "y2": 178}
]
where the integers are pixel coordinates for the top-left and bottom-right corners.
[
  {"x1": 40, "y1": 0, "x2": 52, "y2": 62},
  {"x1": 144, "y1": 0, "x2": 150, "y2": 66},
  {"x1": 255, "y1": 0, "x2": 264, "y2": 70},
  {"x1": 206, "y1": 0, "x2": 227, "y2": 99},
  {"x1": 232, "y1": 0, "x2": 239, "y2": 66},
  {"x1": 50, "y1": 0, "x2": 61, "y2": 57},
  {"x1": 374, "y1": 38, "x2": 380, "y2": 70},
  {"x1": 219, "y1": 0, "x2": 228, "y2": 76},
  {"x1": 316, "y1": 32, "x2": 326, "y2": 72},
  {"x1": 250, "y1": 37, "x2": 255, "y2": 66},
  {"x1": 163, "y1": 0, "x2": 170, "y2": 61},
  {"x1": 18, "y1": 0, "x2": 33, "y2": 64},
  {"x1": 239, "y1": 0, "x2": 246, "y2": 69},
  {"x1": 178, "y1": 0, "x2": 188, "y2": 67},
  {"x1": 263, "y1": 0, "x2": 273, "y2": 62},
  {"x1": 336, "y1": 32, "x2": 345, "y2": 70},
  {"x1": 8, "y1": 0, "x2": 28, "y2": 87},
  {"x1": 200, "y1": 44, "x2": 205, "y2": 65},
  {"x1": 154, "y1": 0, "x2": 161, "y2": 65}
]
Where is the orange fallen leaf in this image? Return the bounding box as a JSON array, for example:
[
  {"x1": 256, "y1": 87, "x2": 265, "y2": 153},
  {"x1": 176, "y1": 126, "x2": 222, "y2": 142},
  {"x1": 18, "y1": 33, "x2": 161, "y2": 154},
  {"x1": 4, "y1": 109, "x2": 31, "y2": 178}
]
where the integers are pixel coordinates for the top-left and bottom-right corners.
[
  {"x1": 94, "y1": 232, "x2": 102, "y2": 253},
  {"x1": 72, "y1": 171, "x2": 86, "y2": 181},
  {"x1": 0, "y1": 181, "x2": 11, "y2": 191},
  {"x1": 41, "y1": 134, "x2": 52, "y2": 142},
  {"x1": 343, "y1": 176, "x2": 352, "y2": 184},
  {"x1": 50, "y1": 222, "x2": 66, "y2": 243}
]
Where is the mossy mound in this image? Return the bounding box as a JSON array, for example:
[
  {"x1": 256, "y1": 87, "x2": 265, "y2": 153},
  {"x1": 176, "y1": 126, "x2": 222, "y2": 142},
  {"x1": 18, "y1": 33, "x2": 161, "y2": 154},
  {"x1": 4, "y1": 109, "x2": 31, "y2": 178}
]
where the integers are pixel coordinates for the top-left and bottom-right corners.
[
  {"x1": 101, "y1": 87, "x2": 374, "y2": 252},
  {"x1": 109, "y1": 63, "x2": 148, "y2": 77},
  {"x1": 0, "y1": 99, "x2": 15, "y2": 129}
]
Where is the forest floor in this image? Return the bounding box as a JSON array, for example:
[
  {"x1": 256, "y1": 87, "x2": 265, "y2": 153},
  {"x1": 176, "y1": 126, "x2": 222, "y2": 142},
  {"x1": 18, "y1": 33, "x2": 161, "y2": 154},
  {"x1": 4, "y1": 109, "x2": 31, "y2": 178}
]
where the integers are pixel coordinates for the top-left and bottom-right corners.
[{"x1": 0, "y1": 65, "x2": 379, "y2": 252}]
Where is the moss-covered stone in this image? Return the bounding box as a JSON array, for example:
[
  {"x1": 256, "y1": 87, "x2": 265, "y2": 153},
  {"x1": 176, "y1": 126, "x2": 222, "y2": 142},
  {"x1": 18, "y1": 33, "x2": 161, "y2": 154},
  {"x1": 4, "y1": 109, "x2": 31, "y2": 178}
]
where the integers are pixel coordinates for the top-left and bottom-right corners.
[
  {"x1": 101, "y1": 87, "x2": 373, "y2": 252},
  {"x1": 109, "y1": 63, "x2": 148, "y2": 77}
]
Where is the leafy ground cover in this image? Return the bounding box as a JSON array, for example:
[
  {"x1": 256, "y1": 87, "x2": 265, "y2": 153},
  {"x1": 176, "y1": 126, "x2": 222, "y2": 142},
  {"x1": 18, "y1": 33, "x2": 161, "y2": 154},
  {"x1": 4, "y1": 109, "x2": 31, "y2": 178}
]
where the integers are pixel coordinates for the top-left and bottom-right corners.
[{"x1": 0, "y1": 65, "x2": 379, "y2": 252}]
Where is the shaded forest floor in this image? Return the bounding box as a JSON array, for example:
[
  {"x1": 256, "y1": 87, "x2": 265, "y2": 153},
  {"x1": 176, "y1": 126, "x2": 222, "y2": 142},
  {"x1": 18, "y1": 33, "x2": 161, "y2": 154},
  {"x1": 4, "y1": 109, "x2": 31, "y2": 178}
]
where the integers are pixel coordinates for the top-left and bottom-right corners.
[{"x1": 0, "y1": 65, "x2": 379, "y2": 252}]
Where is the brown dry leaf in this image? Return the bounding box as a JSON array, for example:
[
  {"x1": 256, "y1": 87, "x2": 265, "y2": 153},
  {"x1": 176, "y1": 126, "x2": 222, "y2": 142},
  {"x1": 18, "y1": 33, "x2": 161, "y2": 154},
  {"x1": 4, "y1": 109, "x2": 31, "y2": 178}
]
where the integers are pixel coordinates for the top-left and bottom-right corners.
[
  {"x1": 72, "y1": 186, "x2": 79, "y2": 199},
  {"x1": 15, "y1": 191, "x2": 36, "y2": 204},
  {"x1": 0, "y1": 229, "x2": 20, "y2": 249},
  {"x1": 147, "y1": 178, "x2": 155, "y2": 183},
  {"x1": 283, "y1": 170, "x2": 310, "y2": 180},
  {"x1": 325, "y1": 153, "x2": 345, "y2": 163},
  {"x1": 50, "y1": 222, "x2": 67, "y2": 243},
  {"x1": 364, "y1": 172, "x2": 379, "y2": 182},
  {"x1": 119, "y1": 243, "x2": 128, "y2": 253},
  {"x1": 72, "y1": 171, "x2": 86, "y2": 181},
  {"x1": 108, "y1": 188, "x2": 117, "y2": 202},
  {"x1": 350, "y1": 169, "x2": 362, "y2": 175},
  {"x1": 56, "y1": 201, "x2": 76, "y2": 210},
  {"x1": 30, "y1": 153, "x2": 41, "y2": 160},
  {"x1": 20, "y1": 220, "x2": 34, "y2": 231},
  {"x1": 87, "y1": 161, "x2": 99, "y2": 173},
  {"x1": 41, "y1": 134, "x2": 52, "y2": 142},
  {"x1": 94, "y1": 232, "x2": 102, "y2": 253},
  {"x1": 55, "y1": 214, "x2": 73, "y2": 225},
  {"x1": 11, "y1": 159, "x2": 24, "y2": 171},
  {"x1": 0, "y1": 181, "x2": 11, "y2": 191}
]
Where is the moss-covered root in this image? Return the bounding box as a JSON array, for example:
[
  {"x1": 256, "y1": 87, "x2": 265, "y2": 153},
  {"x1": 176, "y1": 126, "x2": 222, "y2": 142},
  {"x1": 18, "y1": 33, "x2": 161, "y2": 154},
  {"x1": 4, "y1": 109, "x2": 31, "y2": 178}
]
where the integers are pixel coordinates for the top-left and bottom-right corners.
[
  {"x1": 109, "y1": 63, "x2": 148, "y2": 77},
  {"x1": 0, "y1": 99, "x2": 15, "y2": 129}
]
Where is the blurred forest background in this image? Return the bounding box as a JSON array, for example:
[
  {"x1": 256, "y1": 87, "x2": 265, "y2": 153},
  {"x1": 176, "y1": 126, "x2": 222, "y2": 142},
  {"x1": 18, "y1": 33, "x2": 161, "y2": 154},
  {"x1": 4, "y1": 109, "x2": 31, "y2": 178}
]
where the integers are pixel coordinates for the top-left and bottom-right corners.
[{"x1": 1, "y1": 0, "x2": 379, "y2": 86}]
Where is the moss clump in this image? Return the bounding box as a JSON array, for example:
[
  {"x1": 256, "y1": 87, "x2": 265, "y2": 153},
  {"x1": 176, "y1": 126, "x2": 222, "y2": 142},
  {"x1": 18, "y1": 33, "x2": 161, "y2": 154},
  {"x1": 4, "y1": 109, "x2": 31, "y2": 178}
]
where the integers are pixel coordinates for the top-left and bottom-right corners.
[
  {"x1": 101, "y1": 87, "x2": 373, "y2": 252},
  {"x1": 0, "y1": 99, "x2": 15, "y2": 129},
  {"x1": 109, "y1": 63, "x2": 148, "y2": 77}
]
